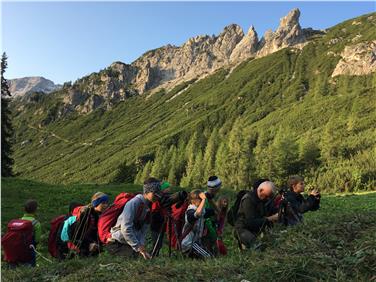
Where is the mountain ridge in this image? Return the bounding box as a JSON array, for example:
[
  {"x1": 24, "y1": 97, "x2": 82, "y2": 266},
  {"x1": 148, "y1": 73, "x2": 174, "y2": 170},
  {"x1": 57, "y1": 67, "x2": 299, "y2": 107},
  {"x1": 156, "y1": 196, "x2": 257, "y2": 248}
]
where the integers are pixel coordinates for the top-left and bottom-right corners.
[
  {"x1": 39, "y1": 8, "x2": 326, "y2": 115},
  {"x1": 10, "y1": 11, "x2": 376, "y2": 192},
  {"x1": 8, "y1": 76, "x2": 61, "y2": 98}
]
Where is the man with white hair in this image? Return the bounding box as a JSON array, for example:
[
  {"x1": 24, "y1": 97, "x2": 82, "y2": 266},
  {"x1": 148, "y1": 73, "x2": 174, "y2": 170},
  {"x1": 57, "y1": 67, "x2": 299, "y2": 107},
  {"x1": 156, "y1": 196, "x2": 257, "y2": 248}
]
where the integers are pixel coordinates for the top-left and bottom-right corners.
[{"x1": 234, "y1": 181, "x2": 279, "y2": 250}]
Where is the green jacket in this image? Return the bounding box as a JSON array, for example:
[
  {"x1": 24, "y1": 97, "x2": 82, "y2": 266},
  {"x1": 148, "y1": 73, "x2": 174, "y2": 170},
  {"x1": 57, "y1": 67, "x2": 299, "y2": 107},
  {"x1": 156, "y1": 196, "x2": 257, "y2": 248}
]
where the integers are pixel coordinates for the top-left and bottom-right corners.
[
  {"x1": 204, "y1": 197, "x2": 217, "y2": 241},
  {"x1": 21, "y1": 213, "x2": 42, "y2": 244}
]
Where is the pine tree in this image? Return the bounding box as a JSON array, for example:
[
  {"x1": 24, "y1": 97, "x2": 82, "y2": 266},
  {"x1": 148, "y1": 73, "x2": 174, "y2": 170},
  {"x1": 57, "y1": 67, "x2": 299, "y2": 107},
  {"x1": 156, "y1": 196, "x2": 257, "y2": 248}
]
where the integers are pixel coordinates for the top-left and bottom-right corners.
[
  {"x1": 190, "y1": 149, "x2": 204, "y2": 188},
  {"x1": 151, "y1": 146, "x2": 168, "y2": 179},
  {"x1": 139, "y1": 161, "x2": 153, "y2": 183},
  {"x1": 254, "y1": 131, "x2": 273, "y2": 179},
  {"x1": 320, "y1": 116, "x2": 346, "y2": 163},
  {"x1": 215, "y1": 141, "x2": 229, "y2": 186},
  {"x1": 167, "y1": 145, "x2": 178, "y2": 185},
  {"x1": 203, "y1": 128, "x2": 219, "y2": 179},
  {"x1": 1, "y1": 52, "x2": 14, "y2": 177},
  {"x1": 269, "y1": 127, "x2": 299, "y2": 185},
  {"x1": 180, "y1": 132, "x2": 199, "y2": 187},
  {"x1": 299, "y1": 131, "x2": 321, "y2": 171},
  {"x1": 236, "y1": 133, "x2": 253, "y2": 189},
  {"x1": 174, "y1": 139, "x2": 187, "y2": 184},
  {"x1": 112, "y1": 162, "x2": 137, "y2": 183}
]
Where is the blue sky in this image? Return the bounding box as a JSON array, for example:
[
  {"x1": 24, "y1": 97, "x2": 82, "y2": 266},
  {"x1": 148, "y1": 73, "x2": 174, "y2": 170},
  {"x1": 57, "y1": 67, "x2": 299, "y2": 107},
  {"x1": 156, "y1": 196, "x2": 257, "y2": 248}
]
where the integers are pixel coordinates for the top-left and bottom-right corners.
[{"x1": 2, "y1": 1, "x2": 375, "y2": 84}]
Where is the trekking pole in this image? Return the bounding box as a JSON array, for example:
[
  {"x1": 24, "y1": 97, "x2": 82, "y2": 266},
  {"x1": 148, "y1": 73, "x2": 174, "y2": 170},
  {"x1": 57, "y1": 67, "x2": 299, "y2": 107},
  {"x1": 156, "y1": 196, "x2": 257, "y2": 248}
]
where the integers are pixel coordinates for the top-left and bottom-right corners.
[{"x1": 29, "y1": 245, "x2": 53, "y2": 264}]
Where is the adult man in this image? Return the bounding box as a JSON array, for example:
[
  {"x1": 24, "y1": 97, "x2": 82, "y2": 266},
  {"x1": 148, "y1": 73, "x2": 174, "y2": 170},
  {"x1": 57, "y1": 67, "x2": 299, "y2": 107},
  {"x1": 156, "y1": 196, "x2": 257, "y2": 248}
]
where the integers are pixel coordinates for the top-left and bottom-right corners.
[
  {"x1": 107, "y1": 177, "x2": 161, "y2": 259},
  {"x1": 234, "y1": 181, "x2": 278, "y2": 249}
]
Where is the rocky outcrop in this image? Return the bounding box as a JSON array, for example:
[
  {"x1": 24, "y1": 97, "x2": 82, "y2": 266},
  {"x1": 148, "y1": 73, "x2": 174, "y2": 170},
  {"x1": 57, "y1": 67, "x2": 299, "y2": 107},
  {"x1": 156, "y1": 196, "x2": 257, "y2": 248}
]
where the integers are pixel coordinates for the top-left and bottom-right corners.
[
  {"x1": 62, "y1": 62, "x2": 138, "y2": 113},
  {"x1": 8, "y1": 76, "x2": 61, "y2": 98},
  {"x1": 257, "y1": 8, "x2": 306, "y2": 58},
  {"x1": 58, "y1": 8, "x2": 322, "y2": 114},
  {"x1": 230, "y1": 26, "x2": 259, "y2": 62},
  {"x1": 131, "y1": 24, "x2": 244, "y2": 93},
  {"x1": 331, "y1": 40, "x2": 376, "y2": 77}
]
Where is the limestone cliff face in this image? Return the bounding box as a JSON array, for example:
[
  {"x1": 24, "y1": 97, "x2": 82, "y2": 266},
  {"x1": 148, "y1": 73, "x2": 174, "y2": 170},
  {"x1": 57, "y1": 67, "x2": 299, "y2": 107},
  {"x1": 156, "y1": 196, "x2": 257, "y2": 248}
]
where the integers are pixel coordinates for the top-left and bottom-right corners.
[
  {"x1": 331, "y1": 40, "x2": 376, "y2": 77},
  {"x1": 58, "y1": 8, "x2": 323, "y2": 114},
  {"x1": 131, "y1": 24, "x2": 244, "y2": 93},
  {"x1": 230, "y1": 26, "x2": 259, "y2": 63},
  {"x1": 62, "y1": 62, "x2": 138, "y2": 113},
  {"x1": 256, "y1": 9, "x2": 306, "y2": 58}
]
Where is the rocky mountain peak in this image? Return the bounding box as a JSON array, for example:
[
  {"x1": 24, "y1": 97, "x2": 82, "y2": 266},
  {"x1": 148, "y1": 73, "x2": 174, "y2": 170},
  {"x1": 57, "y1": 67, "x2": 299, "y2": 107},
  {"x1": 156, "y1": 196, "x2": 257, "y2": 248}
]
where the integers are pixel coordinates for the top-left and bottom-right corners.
[
  {"x1": 257, "y1": 8, "x2": 305, "y2": 57},
  {"x1": 46, "y1": 8, "x2": 324, "y2": 115},
  {"x1": 8, "y1": 76, "x2": 61, "y2": 98},
  {"x1": 220, "y1": 24, "x2": 244, "y2": 37},
  {"x1": 279, "y1": 8, "x2": 300, "y2": 28},
  {"x1": 230, "y1": 25, "x2": 259, "y2": 63}
]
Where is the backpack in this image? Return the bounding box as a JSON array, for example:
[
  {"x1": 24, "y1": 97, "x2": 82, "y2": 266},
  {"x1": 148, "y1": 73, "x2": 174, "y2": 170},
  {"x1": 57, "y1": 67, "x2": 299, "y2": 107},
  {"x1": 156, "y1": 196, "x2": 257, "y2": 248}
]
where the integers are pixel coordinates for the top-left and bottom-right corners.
[
  {"x1": 60, "y1": 205, "x2": 86, "y2": 243},
  {"x1": 168, "y1": 201, "x2": 189, "y2": 249},
  {"x1": 227, "y1": 190, "x2": 249, "y2": 226},
  {"x1": 1, "y1": 219, "x2": 34, "y2": 263},
  {"x1": 48, "y1": 215, "x2": 69, "y2": 258},
  {"x1": 97, "y1": 192, "x2": 138, "y2": 244}
]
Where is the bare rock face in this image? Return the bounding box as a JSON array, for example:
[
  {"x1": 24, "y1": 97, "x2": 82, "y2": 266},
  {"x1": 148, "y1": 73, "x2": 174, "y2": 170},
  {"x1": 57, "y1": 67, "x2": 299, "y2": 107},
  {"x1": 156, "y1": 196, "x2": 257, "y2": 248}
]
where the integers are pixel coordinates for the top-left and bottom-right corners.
[
  {"x1": 332, "y1": 40, "x2": 376, "y2": 77},
  {"x1": 59, "y1": 8, "x2": 322, "y2": 114},
  {"x1": 132, "y1": 24, "x2": 244, "y2": 93},
  {"x1": 257, "y1": 8, "x2": 306, "y2": 58},
  {"x1": 62, "y1": 62, "x2": 138, "y2": 114},
  {"x1": 8, "y1": 76, "x2": 61, "y2": 98},
  {"x1": 230, "y1": 26, "x2": 259, "y2": 62}
]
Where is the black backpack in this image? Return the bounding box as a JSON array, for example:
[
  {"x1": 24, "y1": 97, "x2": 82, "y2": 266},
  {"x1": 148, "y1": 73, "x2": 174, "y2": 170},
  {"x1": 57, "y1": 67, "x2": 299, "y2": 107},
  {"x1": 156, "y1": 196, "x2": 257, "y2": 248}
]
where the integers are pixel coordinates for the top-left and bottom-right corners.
[{"x1": 227, "y1": 190, "x2": 250, "y2": 226}]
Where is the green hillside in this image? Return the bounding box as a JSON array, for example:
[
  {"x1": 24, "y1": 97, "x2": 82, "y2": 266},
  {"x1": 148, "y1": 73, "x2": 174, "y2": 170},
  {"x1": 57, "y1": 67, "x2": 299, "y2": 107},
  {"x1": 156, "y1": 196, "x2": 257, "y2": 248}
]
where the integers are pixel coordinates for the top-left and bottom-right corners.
[
  {"x1": 2, "y1": 178, "x2": 376, "y2": 281},
  {"x1": 10, "y1": 12, "x2": 376, "y2": 191}
]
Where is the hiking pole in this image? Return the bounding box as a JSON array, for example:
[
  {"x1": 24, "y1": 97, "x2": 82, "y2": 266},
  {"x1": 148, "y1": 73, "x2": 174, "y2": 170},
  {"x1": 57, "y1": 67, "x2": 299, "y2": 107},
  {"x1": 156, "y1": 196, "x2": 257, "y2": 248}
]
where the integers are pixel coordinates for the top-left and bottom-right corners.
[{"x1": 30, "y1": 245, "x2": 53, "y2": 264}]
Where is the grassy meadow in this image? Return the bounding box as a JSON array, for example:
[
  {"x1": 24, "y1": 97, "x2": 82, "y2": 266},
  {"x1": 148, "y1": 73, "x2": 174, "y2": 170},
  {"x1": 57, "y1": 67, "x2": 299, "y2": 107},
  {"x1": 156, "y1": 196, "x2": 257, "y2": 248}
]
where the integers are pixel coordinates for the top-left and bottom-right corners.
[{"x1": 1, "y1": 178, "x2": 376, "y2": 281}]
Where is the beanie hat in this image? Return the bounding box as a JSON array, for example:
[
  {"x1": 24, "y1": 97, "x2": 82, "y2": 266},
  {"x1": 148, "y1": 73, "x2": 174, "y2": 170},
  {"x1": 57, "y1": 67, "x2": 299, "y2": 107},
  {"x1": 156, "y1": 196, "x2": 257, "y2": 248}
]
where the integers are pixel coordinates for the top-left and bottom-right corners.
[
  {"x1": 161, "y1": 181, "x2": 171, "y2": 191},
  {"x1": 207, "y1": 176, "x2": 222, "y2": 190},
  {"x1": 143, "y1": 180, "x2": 162, "y2": 195}
]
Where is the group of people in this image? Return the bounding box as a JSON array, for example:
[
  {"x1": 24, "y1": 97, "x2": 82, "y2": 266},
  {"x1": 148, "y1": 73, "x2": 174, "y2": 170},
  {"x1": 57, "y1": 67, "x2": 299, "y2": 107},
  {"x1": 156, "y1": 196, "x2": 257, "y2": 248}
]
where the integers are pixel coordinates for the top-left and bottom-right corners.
[{"x1": 2, "y1": 175, "x2": 321, "y2": 267}]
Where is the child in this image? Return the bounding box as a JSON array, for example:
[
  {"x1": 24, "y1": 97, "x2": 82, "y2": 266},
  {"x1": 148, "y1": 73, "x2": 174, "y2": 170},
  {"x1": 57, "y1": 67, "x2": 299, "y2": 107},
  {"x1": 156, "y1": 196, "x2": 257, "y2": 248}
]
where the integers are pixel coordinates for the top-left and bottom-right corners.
[
  {"x1": 108, "y1": 177, "x2": 162, "y2": 259},
  {"x1": 21, "y1": 199, "x2": 42, "y2": 267},
  {"x1": 215, "y1": 196, "x2": 229, "y2": 255},
  {"x1": 68, "y1": 192, "x2": 109, "y2": 256},
  {"x1": 216, "y1": 196, "x2": 229, "y2": 237},
  {"x1": 284, "y1": 175, "x2": 321, "y2": 225},
  {"x1": 181, "y1": 190, "x2": 214, "y2": 258}
]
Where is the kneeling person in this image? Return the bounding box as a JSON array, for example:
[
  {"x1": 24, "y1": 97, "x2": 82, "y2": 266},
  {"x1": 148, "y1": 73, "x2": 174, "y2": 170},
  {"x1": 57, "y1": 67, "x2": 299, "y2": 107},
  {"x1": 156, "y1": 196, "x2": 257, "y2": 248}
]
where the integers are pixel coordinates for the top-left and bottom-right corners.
[
  {"x1": 181, "y1": 190, "x2": 215, "y2": 258},
  {"x1": 108, "y1": 178, "x2": 162, "y2": 259},
  {"x1": 234, "y1": 181, "x2": 278, "y2": 250}
]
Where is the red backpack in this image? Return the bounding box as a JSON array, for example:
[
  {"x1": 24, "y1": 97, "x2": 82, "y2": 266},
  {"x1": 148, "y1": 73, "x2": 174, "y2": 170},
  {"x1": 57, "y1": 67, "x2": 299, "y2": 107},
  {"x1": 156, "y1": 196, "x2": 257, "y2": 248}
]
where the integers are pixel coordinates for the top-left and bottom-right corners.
[
  {"x1": 48, "y1": 215, "x2": 68, "y2": 258},
  {"x1": 1, "y1": 219, "x2": 34, "y2": 263},
  {"x1": 98, "y1": 193, "x2": 137, "y2": 244},
  {"x1": 168, "y1": 201, "x2": 189, "y2": 249}
]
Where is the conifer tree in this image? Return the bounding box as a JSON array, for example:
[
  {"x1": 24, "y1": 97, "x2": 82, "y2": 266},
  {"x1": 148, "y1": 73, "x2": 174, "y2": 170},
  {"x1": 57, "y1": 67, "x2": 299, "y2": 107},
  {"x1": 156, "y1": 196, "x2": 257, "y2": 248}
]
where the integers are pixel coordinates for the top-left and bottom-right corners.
[{"x1": 1, "y1": 52, "x2": 14, "y2": 177}]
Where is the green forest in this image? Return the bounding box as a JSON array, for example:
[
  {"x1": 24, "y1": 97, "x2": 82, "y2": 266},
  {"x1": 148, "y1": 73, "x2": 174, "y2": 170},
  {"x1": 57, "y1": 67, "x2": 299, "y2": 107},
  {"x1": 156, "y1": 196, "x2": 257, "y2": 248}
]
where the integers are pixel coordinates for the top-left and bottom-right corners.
[{"x1": 10, "y1": 12, "x2": 376, "y2": 192}]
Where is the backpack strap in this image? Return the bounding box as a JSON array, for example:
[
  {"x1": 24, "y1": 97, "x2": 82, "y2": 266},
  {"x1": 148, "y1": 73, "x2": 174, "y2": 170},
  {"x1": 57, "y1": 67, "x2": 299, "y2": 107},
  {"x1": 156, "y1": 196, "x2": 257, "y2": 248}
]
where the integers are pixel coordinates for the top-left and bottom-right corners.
[{"x1": 180, "y1": 221, "x2": 196, "y2": 241}]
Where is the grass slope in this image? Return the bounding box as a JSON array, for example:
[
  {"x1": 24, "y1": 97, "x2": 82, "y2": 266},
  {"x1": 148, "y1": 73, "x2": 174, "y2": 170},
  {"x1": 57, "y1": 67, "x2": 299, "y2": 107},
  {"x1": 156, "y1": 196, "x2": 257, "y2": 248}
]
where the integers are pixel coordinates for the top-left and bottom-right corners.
[
  {"x1": 1, "y1": 178, "x2": 376, "y2": 281},
  {"x1": 9, "y1": 12, "x2": 376, "y2": 188}
]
